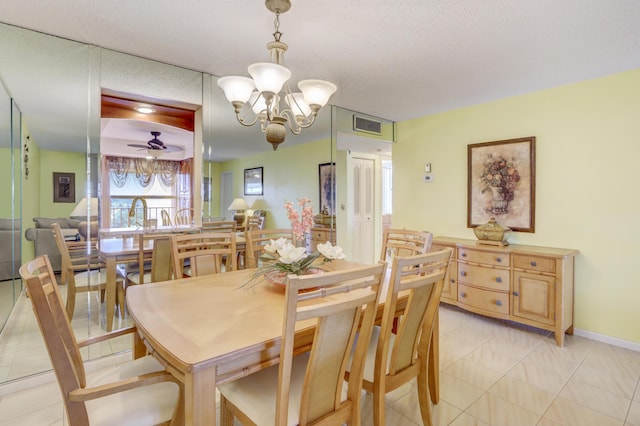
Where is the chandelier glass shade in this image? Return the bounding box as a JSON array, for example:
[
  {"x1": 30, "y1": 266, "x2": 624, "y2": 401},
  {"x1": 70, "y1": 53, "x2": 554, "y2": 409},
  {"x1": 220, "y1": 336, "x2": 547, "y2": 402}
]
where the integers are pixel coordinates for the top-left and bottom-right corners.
[{"x1": 217, "y1": 0, "x2": 337, "y2": 150}]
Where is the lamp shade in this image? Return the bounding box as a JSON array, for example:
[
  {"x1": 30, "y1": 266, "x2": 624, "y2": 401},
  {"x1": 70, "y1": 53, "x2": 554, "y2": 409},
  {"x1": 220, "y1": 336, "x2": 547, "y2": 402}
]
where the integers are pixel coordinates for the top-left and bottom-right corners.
[
  {"x1": 248, "y1": 62, "x2": 291, "y2": 94},
  {"x1": 285, "y1": 92, "x2": 312, "y2": 117},
  {"x1": 298, "y1": 79, "x2": 337, "y2": 108},
  {"x1": 228, "y1": 198, "x2": 250, "y2": 211},
  {"x1": 218, "y1": 76, "x2": 256, "y2": 104},
  {"x1": 70, "y1": 197, "x2": 99, "y2": 218}
]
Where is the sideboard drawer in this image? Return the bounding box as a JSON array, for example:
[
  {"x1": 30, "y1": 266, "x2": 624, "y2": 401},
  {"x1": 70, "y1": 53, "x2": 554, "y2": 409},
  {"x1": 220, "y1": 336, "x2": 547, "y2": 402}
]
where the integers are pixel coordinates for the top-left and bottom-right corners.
[
  {"x1": 458, "y1": 248, "x2": 510, "y2": 267},
  {"x1": 513, "y1": 254, "x2": 555, "y2": 274},
  {"x1": 457, "y1": 284, "x2": 509, "y2": 315},
  {"x1": 458, "y1": 263, "x2": 510, "y2": 292}
]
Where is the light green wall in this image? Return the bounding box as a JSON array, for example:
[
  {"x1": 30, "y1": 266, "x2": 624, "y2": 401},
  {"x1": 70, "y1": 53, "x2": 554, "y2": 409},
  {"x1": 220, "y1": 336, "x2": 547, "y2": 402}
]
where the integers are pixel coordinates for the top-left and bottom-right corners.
[
  {"x1": 202, "y1": 161, "x2": 222, "y2": 218},
  {"x1": 38, "y1": 150, "x2": 86, "y2": 218},
  {"x1": 220, "y1": 138, "x2": 332, "y2": 228},
  {"x1": 394, "y1": 68, "x2": 640, "y2": 343}
]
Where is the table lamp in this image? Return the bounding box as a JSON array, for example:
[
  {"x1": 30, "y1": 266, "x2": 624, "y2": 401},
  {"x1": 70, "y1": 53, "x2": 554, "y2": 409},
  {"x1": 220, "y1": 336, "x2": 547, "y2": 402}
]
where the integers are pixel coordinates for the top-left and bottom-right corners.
[
  {"x1": 228, "y1": 198, "x2": 250, "y2": 228},
  {"x1": 70, "y1": 197, "x2": 99, "y2": 220}
]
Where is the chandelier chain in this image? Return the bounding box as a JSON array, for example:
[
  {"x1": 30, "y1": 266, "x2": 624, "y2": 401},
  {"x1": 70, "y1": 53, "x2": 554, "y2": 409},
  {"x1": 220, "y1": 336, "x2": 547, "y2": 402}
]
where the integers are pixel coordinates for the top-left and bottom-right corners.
[{"x1": 273, "y1": 12, "x2": 282, "y2": 43}]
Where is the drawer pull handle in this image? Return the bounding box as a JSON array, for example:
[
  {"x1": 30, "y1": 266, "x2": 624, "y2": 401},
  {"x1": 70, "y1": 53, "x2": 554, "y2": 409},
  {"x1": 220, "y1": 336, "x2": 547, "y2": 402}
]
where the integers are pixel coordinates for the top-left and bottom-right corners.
[
  {"x1": 450, "y1": 278, "x2": 455, "y2": 283},
  {"x1": 496, "y1": 257, "x2": 502, "y2": 263},
  {"x1": 460, "y1": 271, "x2": 467, "y2": 277},
  {"x1": 495, "y1": 300, "x2": 503, "y2": 306},
  {"x1": 460, "y1": 292, "x2": 467, "y2": 298},
  {"x1": 530, "y1": 261, "x2": 537, "y2": 267},
  {"x1": 513, "y1": 291, "x2": 519, "y2": 296},
  {"x1": 496, "y1": 277, "x2": 502, "y2": 283},
  {"x1": 461, "y1": 252, "x2": 467, "y2": 257}
]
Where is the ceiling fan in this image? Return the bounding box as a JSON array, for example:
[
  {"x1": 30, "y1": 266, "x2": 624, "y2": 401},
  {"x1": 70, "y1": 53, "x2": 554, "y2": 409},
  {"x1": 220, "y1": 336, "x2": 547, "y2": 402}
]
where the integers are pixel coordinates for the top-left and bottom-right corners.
[{"x1": 127, "y1": 131, "x2": 183, "y2": 155}]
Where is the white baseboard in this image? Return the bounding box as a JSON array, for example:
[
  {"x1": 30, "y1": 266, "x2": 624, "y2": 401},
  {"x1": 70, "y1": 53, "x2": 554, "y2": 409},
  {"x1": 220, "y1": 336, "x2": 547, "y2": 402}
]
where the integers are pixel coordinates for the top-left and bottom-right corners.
[{"x1": 574, "y1": 328, "x2": 640, "y2": 352}]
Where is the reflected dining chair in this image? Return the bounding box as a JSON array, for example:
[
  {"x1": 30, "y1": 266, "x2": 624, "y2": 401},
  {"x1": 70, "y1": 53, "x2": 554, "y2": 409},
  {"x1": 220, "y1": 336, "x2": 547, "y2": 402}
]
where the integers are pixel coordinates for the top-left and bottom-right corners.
[
  {"x1": 52, "y1": 223, "x2": 124, "y2": 322},
  {"x1": 346, "y1": 248, "x2": 452, "y2": 426},
  {"x1": 218, "y1": 262, "x2": 386, "y2": 426},
  {"x1": 244, "y1": 228, "x2": 294, "y2": 269},
  {"x1": 245, "y1": 215, "x2": 265, "y2": 231},
  {"x1": 380, "y1": 228, "x2": 433, "y2": 262},
  {"x1": 171, "y1": 231, "x2": 237, "y2": 278},
  {"x1": 19, "y1": 255, "x2": 183, "y2": 426},
  {"x1": 174, "y1": 208, "x2": 194, "y2": 226},
  {"x1": 160, "y1": 209, "x2": 172, "y2": 226},
  {"x1": 126, "y1": 233, "x2": 173, "y2": 286}
]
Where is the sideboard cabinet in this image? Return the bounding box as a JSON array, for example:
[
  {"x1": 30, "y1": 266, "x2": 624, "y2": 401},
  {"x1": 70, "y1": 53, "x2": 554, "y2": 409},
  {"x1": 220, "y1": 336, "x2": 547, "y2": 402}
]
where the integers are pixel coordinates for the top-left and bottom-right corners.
[
  {"x1": 431, "y1": 237, "x2": 578, "y2": 346},
  {"x1": 305, "y1": 226, "x2": 336, "y2": 253}
]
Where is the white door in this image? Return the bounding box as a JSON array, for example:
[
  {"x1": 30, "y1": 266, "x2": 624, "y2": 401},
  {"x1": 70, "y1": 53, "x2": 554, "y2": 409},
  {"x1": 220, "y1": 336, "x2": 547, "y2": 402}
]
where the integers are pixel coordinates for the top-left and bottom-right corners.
[
  {"x1": 220, "y1": 171, "x2": 233, "y2": 220},
  {"x1": 351, "y1": 157, "x2": 375, "y2": 264}
]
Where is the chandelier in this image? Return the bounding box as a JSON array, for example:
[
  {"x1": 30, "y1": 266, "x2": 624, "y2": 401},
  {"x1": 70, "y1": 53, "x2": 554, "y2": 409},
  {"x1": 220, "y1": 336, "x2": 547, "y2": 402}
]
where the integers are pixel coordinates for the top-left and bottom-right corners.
[{"x1": 217, "y1": 0, "x2": 337, "y2": 151}]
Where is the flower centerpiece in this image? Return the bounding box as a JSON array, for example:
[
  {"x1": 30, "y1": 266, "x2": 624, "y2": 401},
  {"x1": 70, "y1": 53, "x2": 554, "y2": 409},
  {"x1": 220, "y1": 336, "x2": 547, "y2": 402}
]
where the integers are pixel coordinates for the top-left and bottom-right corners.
[{"x1": 244, "y1": 197, "x2": 346, "y2": 290}]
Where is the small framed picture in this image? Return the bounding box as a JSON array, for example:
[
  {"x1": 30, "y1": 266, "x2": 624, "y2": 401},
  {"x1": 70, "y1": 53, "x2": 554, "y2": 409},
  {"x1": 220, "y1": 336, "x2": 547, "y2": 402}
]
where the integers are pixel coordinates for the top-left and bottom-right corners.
[
  {"x1": 318, "y1": 162, "x2": 336, "y2": 215},
  {"x1": 244, "y1": 167, "x2": 263, "y2": 196},
  {"x1": 53, "y1": 172, "x2": 75, "y2": 203}
]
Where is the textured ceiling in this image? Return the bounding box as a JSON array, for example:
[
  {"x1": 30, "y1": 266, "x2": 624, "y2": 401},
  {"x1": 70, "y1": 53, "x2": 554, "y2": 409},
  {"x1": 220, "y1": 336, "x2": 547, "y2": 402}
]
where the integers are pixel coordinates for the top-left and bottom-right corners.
[{"x1": 1, "y1": 0, "x2": 640, "y2": 159}]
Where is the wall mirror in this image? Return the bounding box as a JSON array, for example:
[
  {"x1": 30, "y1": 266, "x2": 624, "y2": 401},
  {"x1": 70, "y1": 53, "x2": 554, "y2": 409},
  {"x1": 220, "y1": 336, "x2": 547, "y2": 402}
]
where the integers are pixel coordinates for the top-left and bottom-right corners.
[{"x1": 0, "y1": 20, "x2": 335, "y2": 384}]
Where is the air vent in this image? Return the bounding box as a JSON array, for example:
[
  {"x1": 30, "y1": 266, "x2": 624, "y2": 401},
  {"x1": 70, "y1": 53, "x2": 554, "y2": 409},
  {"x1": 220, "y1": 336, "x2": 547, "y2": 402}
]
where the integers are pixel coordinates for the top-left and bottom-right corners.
[{"x1": 353, "y1": 115, "x2": 382, "y2": 135}]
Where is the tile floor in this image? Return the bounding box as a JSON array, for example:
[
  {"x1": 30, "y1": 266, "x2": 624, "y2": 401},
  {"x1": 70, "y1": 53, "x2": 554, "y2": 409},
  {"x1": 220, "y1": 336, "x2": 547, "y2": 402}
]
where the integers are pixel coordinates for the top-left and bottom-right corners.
[{"x1": 0, "y1": 289, "x2": 639, "y2": 425}]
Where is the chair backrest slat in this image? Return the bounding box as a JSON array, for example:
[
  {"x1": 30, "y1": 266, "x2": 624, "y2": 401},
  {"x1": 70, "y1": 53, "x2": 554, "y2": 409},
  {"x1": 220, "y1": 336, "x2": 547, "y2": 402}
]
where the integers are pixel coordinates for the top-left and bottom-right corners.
[{"x1": 275, "y1": 262, "x2": 385, "y2": 425}]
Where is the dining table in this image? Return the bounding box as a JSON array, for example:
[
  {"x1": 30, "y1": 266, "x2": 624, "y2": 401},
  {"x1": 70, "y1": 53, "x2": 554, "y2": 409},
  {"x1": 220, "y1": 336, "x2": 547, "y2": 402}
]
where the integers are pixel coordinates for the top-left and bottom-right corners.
[
  {"x1": 98, "y1": 229, "x2": 247, "y2": 331},
  {"x1": 126, "y1": 260, "x2": 440, "y2": 426}
]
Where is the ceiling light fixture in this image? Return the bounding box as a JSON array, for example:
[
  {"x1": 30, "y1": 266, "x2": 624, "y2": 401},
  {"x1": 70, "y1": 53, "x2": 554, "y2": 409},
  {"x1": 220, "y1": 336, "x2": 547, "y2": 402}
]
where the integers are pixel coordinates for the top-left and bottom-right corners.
[
  {"x1": 217, "y1": 0, "x2": 337, "y2": 151},
  {"x1": 136, "y1": 106, "x2": 155, "y2": 114}
]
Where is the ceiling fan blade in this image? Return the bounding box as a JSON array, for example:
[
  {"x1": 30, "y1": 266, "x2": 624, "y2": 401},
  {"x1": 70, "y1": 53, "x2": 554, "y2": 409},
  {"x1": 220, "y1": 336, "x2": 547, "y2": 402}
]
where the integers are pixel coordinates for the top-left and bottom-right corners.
[
  {"x1": 128, "y1": 144, "x2": 150, "y2": 149},
  {"x1": 163, "y1": 145, "x2": 183, "y2": 152}
]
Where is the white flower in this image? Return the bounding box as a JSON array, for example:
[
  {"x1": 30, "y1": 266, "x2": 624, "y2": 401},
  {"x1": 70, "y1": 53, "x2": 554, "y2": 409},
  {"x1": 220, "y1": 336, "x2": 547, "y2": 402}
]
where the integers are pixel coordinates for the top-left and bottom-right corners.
[
  {"x1": 277, "y1": 243, "x2": 308, "y2": 264},
  {"x1": 265, "y1": 238, "x2": 289, "y2": 254},
  {"x1": 317, "y1": 242, "x2": 346, "y2": 260}
]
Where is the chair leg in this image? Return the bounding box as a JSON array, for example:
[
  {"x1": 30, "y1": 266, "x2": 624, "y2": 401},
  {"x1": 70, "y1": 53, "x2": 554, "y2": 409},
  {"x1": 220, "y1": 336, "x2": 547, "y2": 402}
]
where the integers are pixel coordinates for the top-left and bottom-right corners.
[
  {"x1": 117, "y1": 280, "x2": 126, "y2": 319},
  {"x1": 65, "y1": 277, "x2": 77, "y2": 320},
  {"x1": 417, "y1": 360, "x2": 433, "y2": 426},
  {"x1": 219, "y1": 395, "x2": 233, "y2": 426},
  {"x1": 372, "y1": 380, "x2": 386, "y2": 426}
]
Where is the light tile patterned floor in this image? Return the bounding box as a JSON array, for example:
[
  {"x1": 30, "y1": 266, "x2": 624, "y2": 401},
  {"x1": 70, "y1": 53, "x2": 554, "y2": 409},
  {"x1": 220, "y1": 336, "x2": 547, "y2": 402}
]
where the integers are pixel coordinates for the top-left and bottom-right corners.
[{"x1": 0, "y1": 293, "x2": 639, "y2": 425}]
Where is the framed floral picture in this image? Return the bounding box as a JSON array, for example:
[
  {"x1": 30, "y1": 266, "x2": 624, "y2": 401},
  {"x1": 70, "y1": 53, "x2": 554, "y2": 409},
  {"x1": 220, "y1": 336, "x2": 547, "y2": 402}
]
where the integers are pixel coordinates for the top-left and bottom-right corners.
[{"x1": 467, "y1": 137, "x2": 536, "y2": 232}]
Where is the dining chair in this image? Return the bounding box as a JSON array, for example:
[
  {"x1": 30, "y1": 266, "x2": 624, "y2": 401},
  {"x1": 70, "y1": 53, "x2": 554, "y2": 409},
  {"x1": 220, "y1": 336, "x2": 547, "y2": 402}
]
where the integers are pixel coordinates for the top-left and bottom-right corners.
[
  {"x1": 201, "y1": 220, "x2": 237, "y2": 232},
  {"x1": 171, "y1": 231, "x2": 237, "y2": 278},
  {"x1": 245, "y1": 215, "x2": 265, "y2": 231},
  {"x1": 218, "y1": 262, "x2": 386, "y2": 426},
  {"x1": 160, "y1": 209, "x2": 172, "y2": 226},
  {"x1": 346, "y1": 248, "x2": 453, "y2": 426},
  {"x1": 52, "y1": 223, "x2": 125, "y2": 322},
  {"x1": 174, "y1": 207, "x2": 194, "y2": 226},
  {"x1": 380, "y1": 228, "x2": 433, "y2": 262},
  {"x1": 19, "y1": 255, "x2": 183, "y2": 426},
  {"x1": 244, "y1": 228, "x2": 294, "y2": 269},
  {"x1": 126, "y1": 233, "x2": 173, "y2": 286}
]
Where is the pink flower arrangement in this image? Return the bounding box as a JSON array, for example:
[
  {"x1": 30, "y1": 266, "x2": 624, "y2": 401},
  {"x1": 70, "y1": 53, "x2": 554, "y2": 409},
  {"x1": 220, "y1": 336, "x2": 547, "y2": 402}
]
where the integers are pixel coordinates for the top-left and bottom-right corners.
[{"x1": 284, "y1": 197, "x2": 314, "y2": 244}]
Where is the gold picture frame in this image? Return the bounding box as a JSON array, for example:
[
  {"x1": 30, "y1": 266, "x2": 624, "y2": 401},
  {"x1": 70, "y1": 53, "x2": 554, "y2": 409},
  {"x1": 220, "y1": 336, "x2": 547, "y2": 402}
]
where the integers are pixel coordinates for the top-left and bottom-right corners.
[{"x1": 467, "y1": 137, "x2": 536, "y2": 232}]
